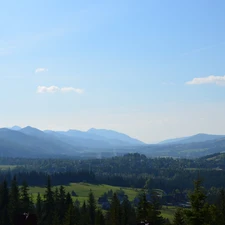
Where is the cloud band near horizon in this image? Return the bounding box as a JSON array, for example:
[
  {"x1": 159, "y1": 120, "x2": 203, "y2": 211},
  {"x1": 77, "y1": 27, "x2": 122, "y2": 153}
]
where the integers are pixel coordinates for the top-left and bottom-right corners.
[
  {"x1": 37, "y1": 86, "x2": 84, "y2": 94},
  {"x1": 186, "y1": 75, "x2": 225, "y2": 86}
]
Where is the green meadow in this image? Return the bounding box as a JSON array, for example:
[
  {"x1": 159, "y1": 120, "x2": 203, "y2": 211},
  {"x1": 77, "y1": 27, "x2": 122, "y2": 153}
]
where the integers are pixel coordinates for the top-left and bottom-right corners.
[
  {"x1": 28, "y1": 182, "x2": 175, "y2": 221},
  {"x1": 28, "y1": 182, "x2": 140, "y2": 203},
  {"x1": 0, "y1": 165, "x2": 17, "y2": 170}
]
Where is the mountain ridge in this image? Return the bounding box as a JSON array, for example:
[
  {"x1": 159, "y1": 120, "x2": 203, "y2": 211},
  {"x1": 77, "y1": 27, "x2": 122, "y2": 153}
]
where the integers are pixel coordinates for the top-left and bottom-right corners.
[{"x1": 158, "y1": 133, "x2": 225, "y2": 145}]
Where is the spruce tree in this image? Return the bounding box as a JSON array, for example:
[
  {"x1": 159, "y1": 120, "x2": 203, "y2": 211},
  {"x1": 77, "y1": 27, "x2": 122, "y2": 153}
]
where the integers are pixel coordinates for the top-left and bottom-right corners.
[
  {"x1": 95, "y1": 209, "x2": 105, "y2": 225},
  {"x1": 219, "y1": 189, "x2": 225, "y2": 225},
  {"x1": 173, "y1": 208, "x2": 186, "y2": 225},
  {"x1": 59, "y1": 185, "x2": 66, "y2": 223},
  {"x1": 52, "y1": 209, "x2": 60, "y2": 225},
  {"x1": 108, "y1": 193, "x2": 122, "y2": 225},
  {"x1": 8, "y1": 176, "x2": 20, "y2": 225},
  {"x1": 80, "y1": 201, "x2": 89, "y2": 225},
  {"x1": 149, "y1": 191, "x2": 164, "y2": 225},
  {"x1": 74, "y1": 204, "x2": 81, "y2": 225},
  {"x1": 121, "y1": 196, "x2": 136, "y2": 225},
  {"x1": 63, "y1": 204, "x2": 75, "y2": 225},
  {"x1": 20, "y1": 180, "x2": 32, "y2": 213},
  {"x1": 36, "y1": 193, "x2": 43, "y2": 225},
  {"x1": 43, "y1": 176, "x2": 54, "y2": 225},
  {"x1": 0, "y1": 180, "x2": 10, "y2": 225},
  {"x1": 88, "y1": 190, "x2": 97, "y2": 225},
  {"x1": 186, "y1": 179, "x2": 208, "y2": 225},
  {"x1": 137, "y1": 192, "x2": 149, "y2": 222}
]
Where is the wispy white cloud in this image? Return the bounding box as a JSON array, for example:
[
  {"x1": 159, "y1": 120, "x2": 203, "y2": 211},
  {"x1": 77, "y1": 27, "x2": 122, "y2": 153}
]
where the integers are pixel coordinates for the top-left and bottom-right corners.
[
  {"x1": 186, "y1": 75, "x2": 225, "y2": 86},
  {"x1": 35, "y1": 68, "x2": 48, "y2": 73},
  {"x1": 61, "y1": 87, "x2": 84, "y2": 94},
  {"x1": 37, "y1": 86, "x2": 84, "y2": 94}
]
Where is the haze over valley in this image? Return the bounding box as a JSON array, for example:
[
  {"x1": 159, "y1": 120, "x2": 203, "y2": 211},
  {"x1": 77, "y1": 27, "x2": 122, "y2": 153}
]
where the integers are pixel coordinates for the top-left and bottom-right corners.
[{"x1": 1, "y1": 125, "x2": 225, "y2": 159}]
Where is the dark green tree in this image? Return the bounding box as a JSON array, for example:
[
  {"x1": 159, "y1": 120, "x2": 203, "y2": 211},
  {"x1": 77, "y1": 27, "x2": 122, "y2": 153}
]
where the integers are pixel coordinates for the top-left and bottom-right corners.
[
  {"x1": 173, "y1": 208, "x2": 186, "y2": 225},
  {"x1": 8, "y1": 176, "x2": 20, "y2": 225},
  {"x1": 88, "y1": 190, "x2": 97, "y2": 225},
  {"x1": 63, "y1": 204, "x2": 75, "y2": 225},
  {"x1": 186, "y1": 179, "x2": 209, "y2": 225},
  {"x1": 149, "y1": 191, "x2": 164, "y2": 225},
  {"x1": 218, "y1": 189, "x2": 225, "y2": 225},
  {"x1": 137, "y1": 192, "x2": 149, "y2": 222},
  {"x1": 80, "y1": 201, "x2": 89, "y2": 225},
  {"x1": 0, "y1": 180, "x2": 10, "y2": 225},
  {"x1": 59, "y1": 185, "x2": 66, "y2": 223},
  {"x1": 121, "y1": 196, "x2": 136, "y2": 225},
  {"x1": 95, "y1": 209, "x2": 105, "y2": 225},
  {"x1": 20, "y1": 180, "x2": 32, "y2": 213},
  {"x1": 43, "y1": 176, "x2": 54, "y2": 225},
  {"x1": 36, "y1": 193, "x2": 43, "y2": 225},
  {"x1": 108, "y1": 193, "x2": 122, "y2": 225}
]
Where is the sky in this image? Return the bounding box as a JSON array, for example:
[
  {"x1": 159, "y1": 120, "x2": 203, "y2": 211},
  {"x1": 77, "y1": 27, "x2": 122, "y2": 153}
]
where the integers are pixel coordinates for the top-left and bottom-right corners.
[{"x1": 1, "y1": 0, "x2": 225, "y2": 143}]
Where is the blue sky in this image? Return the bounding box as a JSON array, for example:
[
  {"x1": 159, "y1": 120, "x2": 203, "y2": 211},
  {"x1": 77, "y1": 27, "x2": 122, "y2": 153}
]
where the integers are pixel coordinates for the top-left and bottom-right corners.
[{"x1": 1, "y1": 0, "x2": 225, "y2": 143}]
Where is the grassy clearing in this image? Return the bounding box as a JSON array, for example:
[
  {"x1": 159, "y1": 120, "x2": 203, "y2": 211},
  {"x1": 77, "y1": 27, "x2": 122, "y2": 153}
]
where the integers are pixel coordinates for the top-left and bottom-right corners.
[
  {"x1": 161, "y1": 206, "x2": 176, "y2": 222},
  {"x1": 0, "y1": 165, "x2": 17, "y2": 170},
  {"x1": 28, "y1": 182, "x2": 140, "y2": 203},
  {"x1": 28, "y1": 182, "x2": 175, "y2": 221}
]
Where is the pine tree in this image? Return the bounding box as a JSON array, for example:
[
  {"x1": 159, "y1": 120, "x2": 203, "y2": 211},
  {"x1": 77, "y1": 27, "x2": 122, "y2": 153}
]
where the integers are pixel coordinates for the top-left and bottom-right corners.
[
  {"x1": 52, "y1": 209, "x2": 60, "y2": 225},
  {"x1": 219, "y1": 189, "x2": 225, "y2": 225},
  {"x1": 74, "y1": 204, "x2": 81, "y2": 225},
  {"x1": 95, "y1": 209, "x2": 105, "y2": 225},
  {"x1": 20, "y1": 180, "x2": 32, "y2": 213},
  {"x1": 108, "y1": 193, "x2": 122, "y2": 225},
  {"x1": 137, "y1": 192, "x2": 149, "y2": 222},
  {"x1": 43, "y1": 176, "x2": 54, "y2": 225},
  {"x1": 36, "y1": 193, "x2": 43, "y2": 225},
  {"x1": 59, "y1": 185, "x2": 66, "y2": 223},
  {"x1": 121, "y1": 196, "x2": 136, "y2": 225},
  {"x1": 173, "y1": 208, "x2": 186, "y2": 225},
  {"x1": 186, "y1": 179, "x2": 208, "y2": 225},
  {"x1": 65, "y1": 192, "x2": 73, "y2": 211},
  {"x1": 80, "y1": 201, "x2": 89, "y2": 225},
  {"x1": 0, "y1": 180, "x2": 10, "y2": 225},
  {"x1": 88, "y1": 190, "x2": 97, "y2": 225},
  {"x1": 149, "y1": 191, "x2": 164, "y2": 225},
  {"x1": 8, "y1": 176, "x2": 20, "y2": 225},
  {"x1": 63, "y1": 204, "x2": 75, "y2": 225}
]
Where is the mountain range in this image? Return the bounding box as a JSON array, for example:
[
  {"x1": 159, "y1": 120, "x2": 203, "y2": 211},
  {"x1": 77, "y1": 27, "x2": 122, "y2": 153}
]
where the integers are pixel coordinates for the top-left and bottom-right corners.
[
  {"x1": 158, "y1": 133, "x2": 225, "y2": 145},
  {"x1": 0, "y1": 126, "x2": 145, "y2": 158},
  {"x1": 1, "y1": 126, "x2": 225, "y2": 158}
]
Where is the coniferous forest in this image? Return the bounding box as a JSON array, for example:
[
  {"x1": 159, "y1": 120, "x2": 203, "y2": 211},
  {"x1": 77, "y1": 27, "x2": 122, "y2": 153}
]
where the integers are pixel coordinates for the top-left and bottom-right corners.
[{"x1": 1, "y1": 175, "x2": 225, "y2": 225}]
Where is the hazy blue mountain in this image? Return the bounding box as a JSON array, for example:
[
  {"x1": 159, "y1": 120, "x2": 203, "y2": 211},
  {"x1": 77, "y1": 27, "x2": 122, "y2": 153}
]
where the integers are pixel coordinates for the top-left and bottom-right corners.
[
  {"x1": 58, "y1": 129, "x2": 105, "y2": 140},
  {"x1": 45, "y1": 128, "x2": 146, "y2": 148},
  {"x1": 9, "y1": 126, "x2": 22, "y2": 131},
  {"x1": 45, "y1": 130, "x2": 129, "y2": 149},
  {"x1": 0, "y1": 128, "x2": 78, "y2": 157},
  {"x1": 4, "y1": 125, "x2": 225, "y2": 159},
  {"x1": 158, "y1": 136, "x2": 189, "y2": 144},
  {"x1": 44, "y1": 129, "x2": 112, "y2": 149},
  {"x1": 87, "y1": 128, "x2": 145, "y2": 145},
  {"x1": 158, "y1": 133, "x2": 225, "y2": 145},
  {"x1": 20, "y1": 126, "x2": 48, "y2": 139}
]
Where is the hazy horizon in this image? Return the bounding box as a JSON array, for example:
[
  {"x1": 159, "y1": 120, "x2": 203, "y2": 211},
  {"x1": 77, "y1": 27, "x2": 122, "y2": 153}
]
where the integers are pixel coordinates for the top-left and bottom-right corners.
[{"x1": 1, "y1": 1, "x2": 225, "y2": 143}]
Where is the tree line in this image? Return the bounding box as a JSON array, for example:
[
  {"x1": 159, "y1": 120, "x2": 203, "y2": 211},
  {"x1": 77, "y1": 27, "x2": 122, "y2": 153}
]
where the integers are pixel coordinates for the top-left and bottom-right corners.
[
  {"x1": 0, "y1": 176, "x2": 169, "y2": 225},
  {"x1": 1, "y1": 175, "x2": 225, "y2": 225}
]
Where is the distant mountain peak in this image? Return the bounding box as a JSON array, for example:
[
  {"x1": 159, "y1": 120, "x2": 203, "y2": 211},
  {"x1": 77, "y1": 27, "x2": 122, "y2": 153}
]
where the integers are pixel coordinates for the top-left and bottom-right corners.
[
  {"x1": 87, "y1": 128, "x2": 145, "y2": 145},
  {"x1": 158, "y1": 133, "x2": 225, "y2": 145},
  {"x1": 22, "y1": 126, "x2": 40, "y2": 131},
  {"x1": 10, "y1": 126, "x2": 22, "y2": 131}
]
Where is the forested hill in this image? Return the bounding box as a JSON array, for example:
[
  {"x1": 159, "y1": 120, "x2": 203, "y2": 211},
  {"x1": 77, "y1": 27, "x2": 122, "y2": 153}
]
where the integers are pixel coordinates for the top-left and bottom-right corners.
[{"x1": 1, "y1": 153, "x2": 225, "y2": 193}]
